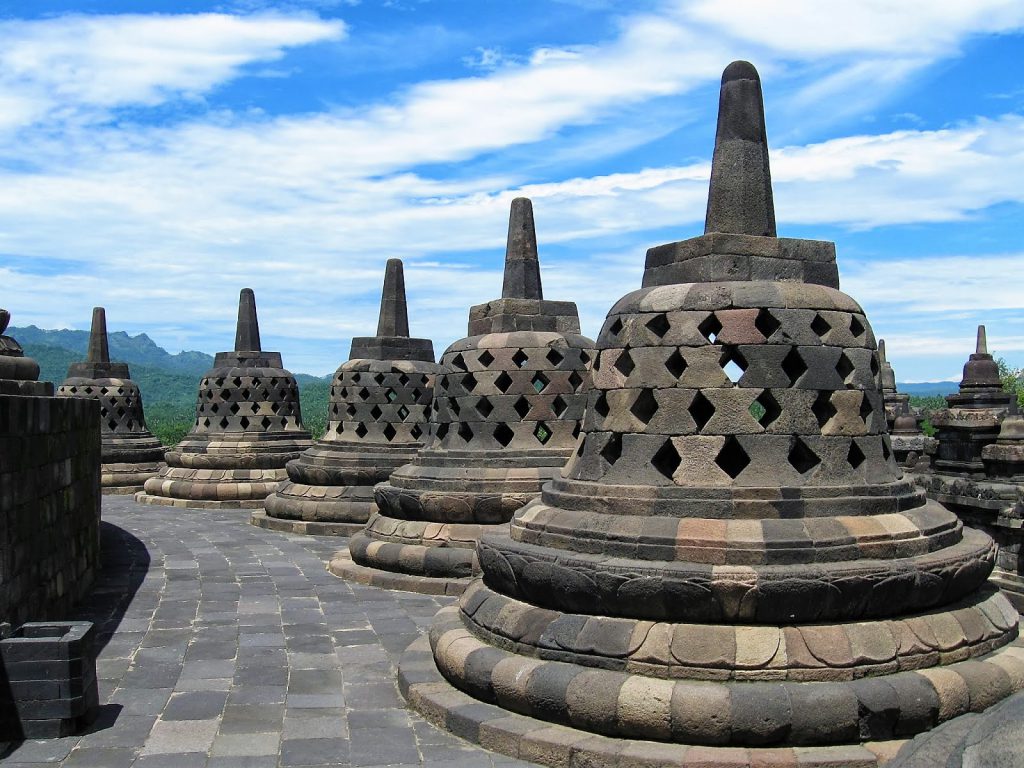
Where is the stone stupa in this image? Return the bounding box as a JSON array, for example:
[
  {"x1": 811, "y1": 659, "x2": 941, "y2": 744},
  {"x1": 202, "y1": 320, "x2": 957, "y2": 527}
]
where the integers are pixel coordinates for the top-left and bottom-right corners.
[
  {"x1": 137, "y1": 289, "x2": 312, "y2": 508},
  {"x1": 930, "y1": 326, "x2": 1016, "y2": 477},
  {"x1": 254, "y1": 259, "x2": 441, "y2": 535},
  {"x1": 330, "y1": 198, "x2": 595, "y2": 595},
  {"x1": 56, "y1": 308, "x2": 165, "y2": 492},
  {"x1": 878, "y1": 339, "x2": 932, "y2": 471},
  {"x1": 398, "y1": 62, "x2": 1024, "y2": 768}
]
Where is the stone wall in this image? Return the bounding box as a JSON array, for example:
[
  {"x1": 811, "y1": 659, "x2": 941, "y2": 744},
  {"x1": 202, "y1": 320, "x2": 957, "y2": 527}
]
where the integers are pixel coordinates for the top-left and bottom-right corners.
[{"x1": 0, "y1": 393, "x2": 102, "y2": 627}]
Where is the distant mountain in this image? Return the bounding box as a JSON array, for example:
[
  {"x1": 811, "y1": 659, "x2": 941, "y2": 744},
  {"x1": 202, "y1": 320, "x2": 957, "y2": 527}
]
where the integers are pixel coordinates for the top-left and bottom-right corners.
[
  {"x1": 9, "y1": 325, "x2": 213, "y2": 375},
  {"x1": 898, "y1": 381, "x2": 959, "y2": 397}
]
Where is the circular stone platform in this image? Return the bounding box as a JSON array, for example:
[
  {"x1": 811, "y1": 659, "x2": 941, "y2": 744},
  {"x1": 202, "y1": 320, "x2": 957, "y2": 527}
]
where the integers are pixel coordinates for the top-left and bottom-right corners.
[
  {"x1": 328, "y1": 548, "x2": 470, "y2": 596},
  {"x1": 250, "y1": 510, "x2": 364, "y2": 536}
]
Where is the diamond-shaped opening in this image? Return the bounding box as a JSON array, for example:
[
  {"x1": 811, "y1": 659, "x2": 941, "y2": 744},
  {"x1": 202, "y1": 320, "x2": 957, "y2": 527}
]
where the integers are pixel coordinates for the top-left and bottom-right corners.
[
  {"x1": 546, "y1": 348, "x2": 564, "y2": 366},
  {"x1": 859, "y1": 393, "x2": 873, "y2": 426},
  {"x1": 346, "y1": 404, "x2": 357, "y2": 417},
  {"x1": 229, "y1": 402, "x2": 241, "y2": 415},
  {"x1": 439, "y1": 375, "x2": 449, "y2": 390},
  {"x1": 339, "y1": 387, "x2": 349, "y2": 399},
  {"x1": 534, "y1": 422, "x2": 552, "y2": 444},
  {"x1": 715, "y1": 436, "x2": 750, "y2": 479},
  {"x1": 210, "y1": 403, "x2": 220, "y2": 414},
  {"x1": 412, "y1": 388, "x2": 423, "y2": 400},
  {"x1": 755, "y1": 309, "x2": 781, "y2": 340},
  {"x1": 593, "y1": 391, "x2": 609, "y2": 418},
  {"x1": 385, "y1": 388, "x2": 397, "y2": 402},
  {"x1": 811, "y1": 314, "x2": 832, "y2": 339},
  {"x1": 398, "y1": 405, "x2": 410, "y2": 420},
  {"x1": 106, "y1": 419, "x2": 118, "y2": 431},
  {"x1": 720, "y1": 347, "x2": 747, "y2": 384},
  {"x1": 232, "y1": 376, "x2": 242, "y2": 387},
  {"x1": 568, "y1": 370, "x2": 584, "y2": 392},
  {"x1": 580, "y1": 350, "x2": 591, "y2": 366},
  {"x1": 572, "y1": 422, "x2": 581, "y2": 439},
  {"x1": 812, "y1": 391, "x2": 837, "y2": 428},
  {"x1": 665, "y1": 348, "x2": 687, "y2": 379},
  {"x1": 374, "y1": 373, "x2": 386, "y2": 385},
  {"x1": 847, "y1": 442, "x2": 865, "y2": 469},
  {"x1": 614, "y1": 348, "x2": 635, "y2": 377},
  {"x1": 870, "y1": 353, "x2": 880, "y2": 378},
  {"x1": 630, "y1": 388, "x2": 659, "y2": 425},
  {"x1": 750, "y1": 390, "x2": 781, "y2": 428},
  {"x1": 239, "y1": 416, "x2": 250, "y2": 429},
  {"x1": 411, "y1": 424, "x2": 423, "y2": 439},
  {"x1": 494, "y1": 423, "x2": 514, "y2": 447},
  {"x1": 513, "y1": 396, "x2": 531, "y2": 419},
  {"x1": 351, "y1": 373, "x2": 361, "y2": 383},
  {"x1": 835, "y1": 352, "x2": 855, "y2": 384},
  {"x1": 552, "y1": 395, "x2": 568, "y2": 417},
  {"x1": 270, "y1": 378, "x2": 279, "y2": 387},
  {"x1": 600, "y1": 433, "x2": 622, "y2": 465},
  {"x1": 370, "y1": 404, "x2": 383, "y2": 420},
  {"x1": 781, "y1": 348, "x2": 807, "y2": 386},
  {"x1": 788, "y1": 438, "x2": 821, "y2": 475},
  {"x1": 850, "y1": 316, "x2": 866, "y2": 338},
  {"x1": 383, "y1": 424, "x2": 397, "y2": 442},
  {"x1": 358, "y1": 387, "x2": 370, "y2": 400},
  {"x1": 651, "y1": 440, "x2": 681, "y2": 480},
  {"x1": 203, "y1": 418, "x2": 211, "y2": 428},
  {"x1": 532, "y1": 372, "x2": 549, "y2": 393},
  {"x1": 219, "y1": 417, "x2": 229, "y2": 430},
  {"x1": 451, "y1": 353, "x2": 467, "y2": 371},
  {"x1": 355, "y1": 423, "x2": 368, "y2": 438},
  {"x1": 458, "y1": 422, "x2": 474, "y2": 442},
  {"x1": 220, "y1": 389, "x2": 232, "y2": 400},
  {"x1": 882, "y1": 439, "x2": 891, "y2": 461},
  {"x1": 646, "y1": 313, "x2": 670, "y2": 338},
  {"x1": 512, "y1": 349, "x2": 528, "y2": 369},
  {"x1": 699, "y1": 314, "x2": 723, "y2": 344},
  {"x1": 241, "y1": 388, "x2": 250, "y2": 399},
  {"x1": 476, "y1": 397, "x2": 494, "y2": 418},
  {"x1": 435, "y1": 422, "x2": 450, "y2": 440},
  {"x1": 398, "y1": 373, "x2": 410, "y2": 386},
  {"x1": 450, "y1": 398, "x2": 461, "y2": 416},
  {"x1": 477, "y1": 350, "x2": 495, "y2": 367},
  {"x1": 688, "y1": 391, "x2": 716, "y2": 431},
  {"x1": 261, "y1": 416, "x2": 272, "y2": 429},
  {"x1": 462, "y1": 372, "x2": 478, "y2": 392},
  {"x1": 495, "y1": 371, "x2": 513, "y2": 393},
  {"x1": 608, "y1": 318, "x2": 623, "y2": 337}
]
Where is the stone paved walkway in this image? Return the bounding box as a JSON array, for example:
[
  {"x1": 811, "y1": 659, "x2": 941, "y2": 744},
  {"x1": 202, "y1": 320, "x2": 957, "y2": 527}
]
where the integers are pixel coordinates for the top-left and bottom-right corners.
[{"x1": 0, "y1": 497, "x2": 537, "y2": 767}]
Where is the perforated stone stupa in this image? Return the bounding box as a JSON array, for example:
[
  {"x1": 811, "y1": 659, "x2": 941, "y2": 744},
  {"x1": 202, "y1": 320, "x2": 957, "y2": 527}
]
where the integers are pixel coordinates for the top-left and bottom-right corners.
[
  {"x1": 57, "y1": 308, "x2": 165, "y2": 492},
  {"x1": 398, "y1": 62, "x2": 1024, "y2": 768},
  {"x1": 137, "y1": 289, "x2": 312, "y2": 508},
  {"x1": 254, "y1": 259, "x2": 440, "y2": 535},
  {"x1": 331, "y1": 198, "x2": 594, "y2": 595},
  {"x1": 878, "y1": 339, "x2": 932, "y2": 471}
]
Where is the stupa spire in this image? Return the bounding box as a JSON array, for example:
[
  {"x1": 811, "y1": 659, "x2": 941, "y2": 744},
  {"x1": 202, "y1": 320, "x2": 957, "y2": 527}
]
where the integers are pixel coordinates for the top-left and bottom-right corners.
[
  {"x1": 86, "y1": 307, "x2": 110, "y2": 364},
  {"x1": 704, "y1": 60, "x2": 776, "y2": 237},
  {"x1": 376, "y1": 259, "x2": 410, "y2": 338},
  {"x1": 501, "y1": 197, "x2": 543, "y2": 300},
  {"x1": 977, "y1": 324, "x2": 988, "y2": 355},
  {"x1": 234, "y1": 288, "x2": 261, "y2": 353}
]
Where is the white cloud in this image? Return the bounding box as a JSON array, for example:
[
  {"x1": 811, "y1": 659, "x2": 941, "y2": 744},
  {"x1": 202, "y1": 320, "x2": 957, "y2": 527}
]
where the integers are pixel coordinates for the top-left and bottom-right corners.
[{"x1": 0, "y1": 13, "x2": 345, "y2": 129}]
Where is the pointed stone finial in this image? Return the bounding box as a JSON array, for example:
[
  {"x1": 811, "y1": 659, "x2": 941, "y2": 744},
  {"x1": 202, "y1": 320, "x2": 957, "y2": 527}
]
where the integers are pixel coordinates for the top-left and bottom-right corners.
[
  {"x1": 87, "y1": 307, "x2": 110, "y2": 364},
  {"x1": 376, "y1": 259, "x2": 410, "y2": 338},
  {"x1": 501, "y1": 197, "x2": 543, "y2": 300},
  {"x1": 976, "y1": 325, "x2": 987, "y2": 355},
  {"x1": 878, "y1": 339, "x2": 887, "y2": 366},
  {"x1": 704, "y1": 61, "x2": 776, "y2": 238},
  {"x1": 234, "y1": 288, "x2": 262, "y2": 352}
]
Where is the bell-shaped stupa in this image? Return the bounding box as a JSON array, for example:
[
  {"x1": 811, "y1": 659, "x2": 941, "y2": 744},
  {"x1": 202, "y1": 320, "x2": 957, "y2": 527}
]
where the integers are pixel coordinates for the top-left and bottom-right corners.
[
  {"x1": 399, "y1": 62, "x2": 1024, "y2": 767},
  {"x1": 254, "y1": 259, "x2": 441, "y2": 534},
  {"x1": 137, "y1": 289, "x2": 312, "y2": 508},
  {"x1": 57, "y1": 308, "x2": 165, "y2": 492},
  {"x1": 877, "y1": 339, "x2": 933, "y2": 470},
  {"x1": 0, "y1": 308, "x2": 44, "y2": 394},
  {"x1": 331, "y1": 198, "x2": 595, "y2": 595},
  {"x1": 929, "y1": 326, "x2": 1016, "y2": 477}
]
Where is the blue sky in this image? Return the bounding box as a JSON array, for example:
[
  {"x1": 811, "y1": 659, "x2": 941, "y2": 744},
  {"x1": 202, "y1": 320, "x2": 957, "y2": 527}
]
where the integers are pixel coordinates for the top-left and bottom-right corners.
[{"x1": 0, "y1": 1, "x2": 1022, "y2": 382}]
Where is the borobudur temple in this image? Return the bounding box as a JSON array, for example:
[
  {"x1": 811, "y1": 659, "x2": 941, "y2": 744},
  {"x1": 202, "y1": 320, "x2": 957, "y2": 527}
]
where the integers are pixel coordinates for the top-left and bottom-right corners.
[
  {"x1": 136, "y1": 288, "x2": 312, "y2": 508},
  {"x1": 330, "y1": 197, "x2": 595, "y2": 595},
  {"x1": 397, "y1": 62, "x2": 1024, "y2": 768},
  {"x1": 253, "y1": 259, "x2": 440, "y2": 535},
  {"x1": 57, "y1": 307, "x2": 165, "y2": 493}
]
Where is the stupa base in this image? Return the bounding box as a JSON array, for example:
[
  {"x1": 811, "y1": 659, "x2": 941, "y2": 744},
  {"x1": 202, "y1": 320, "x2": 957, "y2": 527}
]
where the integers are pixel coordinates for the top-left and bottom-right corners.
[
  {"x1": 101, "y1": 461, "x2": 164, "y2": 494},
  {"x1": 250, "y1": 510, "x2": 363, "y2": 537},
  {"x1": 134, "y1": 492, "x2": 268, "y2": 509},
  {"x1": 138, "y1": 466, "x2": 287, "y2": 508},
  {"x1": 328, "y1": 548, "x2": 471, "y2": 596},
  {"x1": 262, "y1": 479, "x2": 377, "y2": 531},
  {"x1": 399, "y1": 633, "x2": 904, "y2": 768}
]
